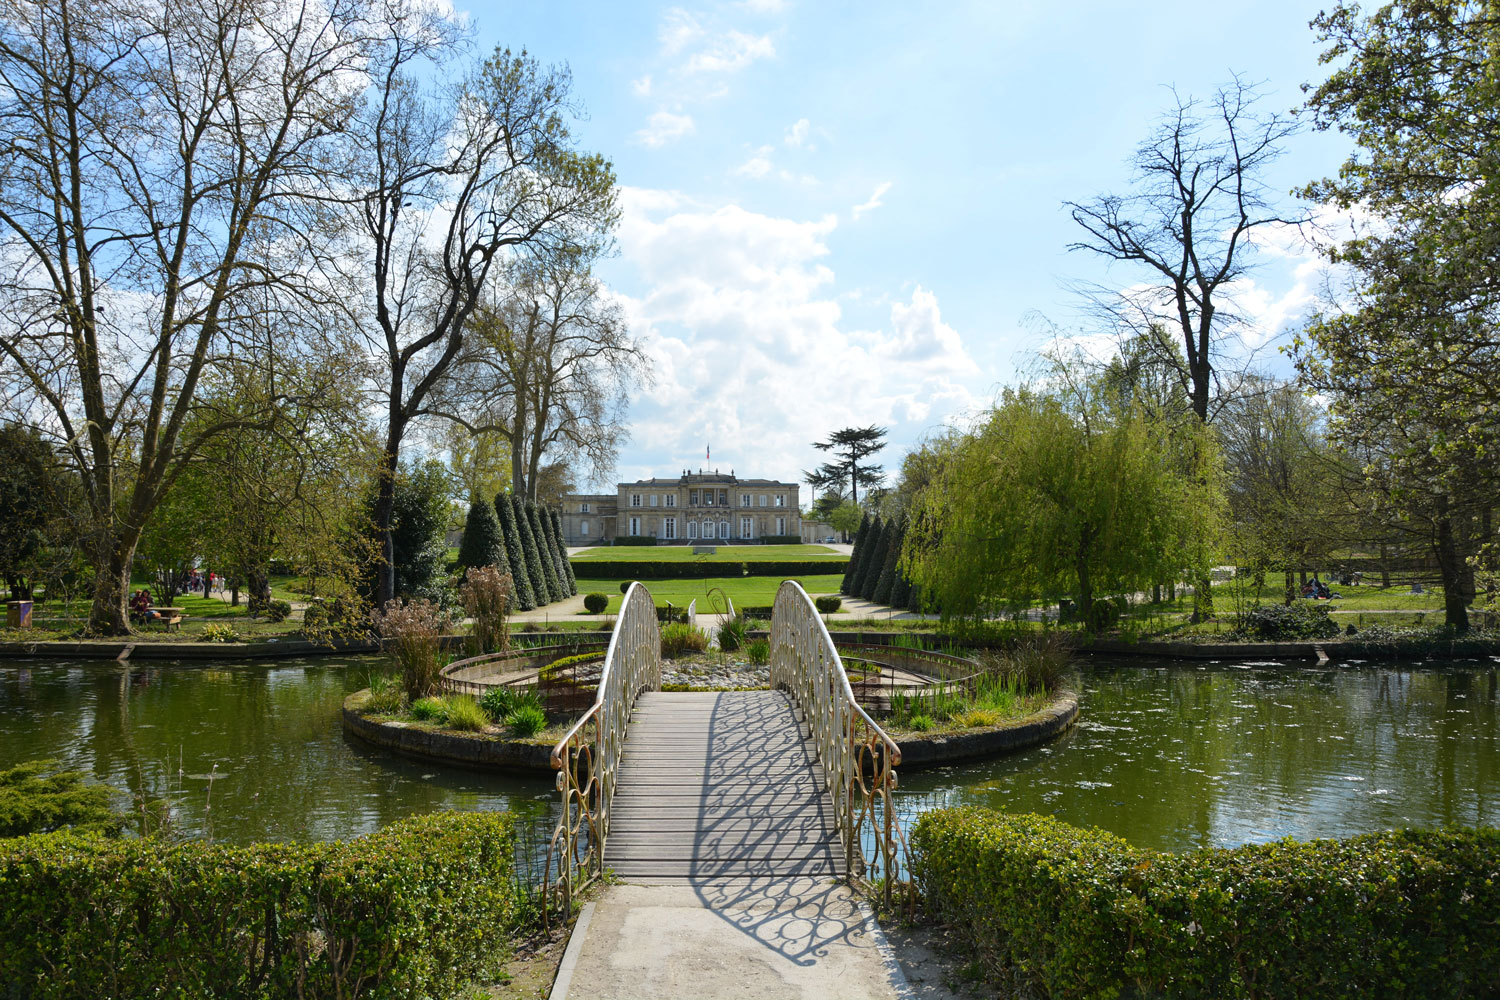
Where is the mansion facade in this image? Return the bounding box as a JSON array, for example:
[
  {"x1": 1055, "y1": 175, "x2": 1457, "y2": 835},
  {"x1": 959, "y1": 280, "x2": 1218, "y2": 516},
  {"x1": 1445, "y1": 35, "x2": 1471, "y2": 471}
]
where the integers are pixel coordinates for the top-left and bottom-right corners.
[{"x1": 560, "y1": 471, "x2": 801, "y2": 545}]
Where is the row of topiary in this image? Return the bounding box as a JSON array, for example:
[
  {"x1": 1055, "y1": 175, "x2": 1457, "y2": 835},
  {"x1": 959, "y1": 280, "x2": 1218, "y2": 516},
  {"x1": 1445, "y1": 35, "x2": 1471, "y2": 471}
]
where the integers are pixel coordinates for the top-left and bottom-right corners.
[
  {"x1": 911, "y1": 807, "x2": 1500, "y2": 1000},
  {"x1": 457, "y1": 493, "x2": 578, "y2": 611},
  {"x1": 0, "y1": 811, "x2": 522, "y2": 1000},
  {"x1": 568, "y1": 559, "x2": 847, "y2": 580},
  {"x1": 841, "y1": 513, "x2": 922, "y2": 611}
]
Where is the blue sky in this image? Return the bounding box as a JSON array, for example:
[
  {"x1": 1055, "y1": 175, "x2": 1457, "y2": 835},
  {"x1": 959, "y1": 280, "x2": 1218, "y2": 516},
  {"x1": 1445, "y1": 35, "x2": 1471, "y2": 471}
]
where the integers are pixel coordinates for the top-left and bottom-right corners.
[{"x1": 470, "y1": 1, "x2": 1355, "y2": 494}]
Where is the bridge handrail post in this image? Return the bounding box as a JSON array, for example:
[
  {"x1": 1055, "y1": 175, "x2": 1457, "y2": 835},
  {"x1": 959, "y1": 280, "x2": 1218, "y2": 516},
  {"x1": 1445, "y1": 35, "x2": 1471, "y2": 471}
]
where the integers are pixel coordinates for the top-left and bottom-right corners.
[
  {"x1": 769, "y1": 580, "x2": 903, "y2": 907},
  {"x1": 543, "y1": 580, "x2": 661, "y2": 923}
]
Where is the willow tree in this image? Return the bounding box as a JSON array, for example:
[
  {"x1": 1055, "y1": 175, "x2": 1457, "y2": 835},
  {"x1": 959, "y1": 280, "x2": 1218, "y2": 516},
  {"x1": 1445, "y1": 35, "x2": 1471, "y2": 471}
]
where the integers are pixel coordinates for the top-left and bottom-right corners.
[{"x1": 905, "y1": 383, "x2": 1223, "y2": 630}]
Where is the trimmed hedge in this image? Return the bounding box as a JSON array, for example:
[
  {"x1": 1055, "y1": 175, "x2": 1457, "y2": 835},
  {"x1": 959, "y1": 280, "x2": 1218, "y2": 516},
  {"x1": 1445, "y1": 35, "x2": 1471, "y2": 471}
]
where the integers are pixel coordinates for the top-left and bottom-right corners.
[
  {"x1": 569, "y1": 559, "x2": 846, "y2": 580},
  {"x1": 1243, "y1": 602, "x2": 1341, "y2": 640},
  {"x1": 583, "y1": 592, "x2": 609, "y2": 613},
  {"x1": 0, "y1": 811, "x2": 519, "y2": 1000},
  {"x1": 758, "y1": 535, "x2": 803, "y2": 545},
  {"x1": 612, "y1": 535, "x2": 659, "y2": 546},
  {"x1": 911, "y1": 807, "x2": 1500, "y2": 1000}
]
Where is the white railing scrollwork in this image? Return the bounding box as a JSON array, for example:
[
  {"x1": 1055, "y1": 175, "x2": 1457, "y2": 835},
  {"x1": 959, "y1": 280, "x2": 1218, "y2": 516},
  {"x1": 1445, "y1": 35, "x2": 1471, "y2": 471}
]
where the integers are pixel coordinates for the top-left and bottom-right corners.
[
  {"x1": 544, "y1": 581, "x2": 661, "y2": 921},
  {"x1": 769, "y1": 580, "x2": 903, "y2": 906}
]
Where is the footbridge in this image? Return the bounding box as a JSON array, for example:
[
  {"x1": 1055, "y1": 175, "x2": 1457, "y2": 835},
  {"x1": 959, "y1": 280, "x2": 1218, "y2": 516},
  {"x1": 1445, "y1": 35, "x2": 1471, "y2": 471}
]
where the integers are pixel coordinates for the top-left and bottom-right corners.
[{"x1": 545, "y1": 579, "x2": 904, "y2": 915}]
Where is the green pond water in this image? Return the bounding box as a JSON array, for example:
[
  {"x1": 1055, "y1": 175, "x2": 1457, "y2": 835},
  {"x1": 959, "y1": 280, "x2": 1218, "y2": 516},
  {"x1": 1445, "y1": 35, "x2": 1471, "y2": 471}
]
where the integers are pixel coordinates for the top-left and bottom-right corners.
[{"x1": 1, "y1": 656, "x2": 1497, "y2": 852}]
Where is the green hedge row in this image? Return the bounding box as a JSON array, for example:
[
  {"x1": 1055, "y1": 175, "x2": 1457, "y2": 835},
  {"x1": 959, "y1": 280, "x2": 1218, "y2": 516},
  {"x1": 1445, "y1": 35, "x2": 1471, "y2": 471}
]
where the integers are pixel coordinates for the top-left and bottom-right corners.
[
  {"x1": 910, "y1": 808, "x2": 1500, "y2": 1000},
  {"x1": 0, "y1": 811, "x2": 518, "y2": 1000},
  {"x1": 570, "y1": 559, "x2": 846, "y2": 579}
]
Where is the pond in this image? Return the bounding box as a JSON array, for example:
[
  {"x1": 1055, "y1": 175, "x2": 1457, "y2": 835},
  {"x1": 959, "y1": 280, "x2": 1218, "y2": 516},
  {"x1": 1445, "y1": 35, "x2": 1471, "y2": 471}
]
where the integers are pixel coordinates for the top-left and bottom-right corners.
[
  {"x1": 896, "y1": 657, "x2": 1500, "y2": 851},
  {"x1": 0, "y1": 657, "x2": 555, "y2": 846},
  {"x1": 1, "y1": 655, "x2": 1497, "y2": 855}
]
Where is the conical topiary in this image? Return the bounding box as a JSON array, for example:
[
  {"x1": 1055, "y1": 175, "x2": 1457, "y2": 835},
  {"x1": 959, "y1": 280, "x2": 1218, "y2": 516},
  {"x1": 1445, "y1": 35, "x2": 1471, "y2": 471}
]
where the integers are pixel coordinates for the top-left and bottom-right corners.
[
  {"x1": 495, "y1": 492, "x2": 536, "y2": 611},
  {"x1": 530, "y1": 502, "x2": 563, "y2": 602},
  {"x1": 889, "y1": 519, "x2": 913, "y2": 609},
  {"x1": 872, "y1": 517, "x2": 904, "y2": 606},
  {"x1": 549, "y1": 507, "x2": 578, "y2": 595},
  {"x1": 842, "y1": 513, "x2": 870, "y2": 595},
  {"x1": 854, "y1": 516, "x2": 886, "y2": 600},
  {"x1": 458, "y1": 497, "x2": 510, "y2": 576},
  {"x1": 514, "y1": 496, "x2": 553, "y2": 605}
]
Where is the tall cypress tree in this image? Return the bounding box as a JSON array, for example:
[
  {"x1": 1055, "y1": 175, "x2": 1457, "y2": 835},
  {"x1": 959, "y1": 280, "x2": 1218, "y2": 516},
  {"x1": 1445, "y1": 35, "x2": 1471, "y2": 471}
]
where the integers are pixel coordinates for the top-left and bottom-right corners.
[
  {"x1": 458, "y1": 497, "x2": 509, "y2": 576},
  {"x1": 854, "y1": 516, "x2": 886, "y2": 600},
  {"x1": 872, "y1": 516, "x2": 904, "y2": 605},
  {"x1": 530, "y1": 502, "x2": 563, "y2": 602},
  {"x1": 889, "y1": 518, "x2": 913, "y2": 609},
  {"x1": 494, "y1": 493, "x2": 536, "y2": 611},
  {"x1": 549, "y1": 507, "x2": 578, "y2": 595},
  {"x1": 841, "y1": 513, "x2": 870, "y2": 595},
  {"x1": 517, "y1": 499, "x2": 557, "y2": 604}
]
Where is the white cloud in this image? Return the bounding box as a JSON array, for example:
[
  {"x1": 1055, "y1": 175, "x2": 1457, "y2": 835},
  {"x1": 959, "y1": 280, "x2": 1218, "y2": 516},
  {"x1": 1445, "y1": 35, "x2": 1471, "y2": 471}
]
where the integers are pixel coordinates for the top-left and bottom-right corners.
[
  {"x1": 634, "y1": 111, "x2": 696, "y2": 148},
  {"x1": 606, "y1": 188, "x2": 981, "y2": 485},
  {"x1": 784, "y1": 118, "x2": 810, "y2": 147},
  {"x1": 851, "y1": 181, "x2": 892, "y2": 220},
  {"x1": 734, "y1": 146, "x2": 774, "y2": 178},
  {"x1": 684, "y1": 30, "x2": 775, "y2": 74},
  {"x1": 659, "y1": 8, "x2": 704, "y2": 54},
  {"x1": 738, "y1": 0, "x2": 787, "y2": 11},
  {"x1": 631, "y1": 74, "x2": 653, "y2": 98}
]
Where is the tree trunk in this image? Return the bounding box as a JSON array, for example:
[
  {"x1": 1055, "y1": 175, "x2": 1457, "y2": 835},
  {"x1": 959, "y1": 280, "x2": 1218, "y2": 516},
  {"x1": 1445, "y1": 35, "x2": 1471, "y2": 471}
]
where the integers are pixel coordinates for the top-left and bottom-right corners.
[
  {"x1": 245, "y1": 565, "x2": 271, "y2": 609},
  {"x1": 1379, "y1": 542, "x2": 1391, "y2": 588},
  {"x1": 87, "y1": 538, "x2": 134, "y2": 636},
  {"x1": 373, "y1": 430, "x2": 402, "y2": 609},
  {"x1": 1434, "y1": 512, "x2": 1470, "y2": 632},
  {"x1": 1074, "y1": 537, "x2": 1095, "y2": 631},
  {"x1": 1191, "y1": 571, "x2": 1214, "y2": 622},
  {"x1": 1284, "y1": 567, "x2": 1296, "y2": 606}
]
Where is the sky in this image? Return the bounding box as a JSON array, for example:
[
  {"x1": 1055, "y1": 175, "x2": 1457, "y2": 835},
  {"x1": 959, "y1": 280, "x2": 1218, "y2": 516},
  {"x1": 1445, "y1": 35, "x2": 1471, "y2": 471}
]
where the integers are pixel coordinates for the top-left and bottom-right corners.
[{"x1": 469, "y1": 0, "x2": 1357, "y2": 495}]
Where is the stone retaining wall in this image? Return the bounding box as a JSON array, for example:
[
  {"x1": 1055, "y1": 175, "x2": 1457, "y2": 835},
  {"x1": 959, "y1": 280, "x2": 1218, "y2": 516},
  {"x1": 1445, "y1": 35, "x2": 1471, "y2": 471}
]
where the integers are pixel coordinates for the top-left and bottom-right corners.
[
  {"x1": 893, "y1": 693, "x2": 1079, "y2": 769},
  {"x1": 341, "y1": 691, "x2": 554, "y2": 774}
]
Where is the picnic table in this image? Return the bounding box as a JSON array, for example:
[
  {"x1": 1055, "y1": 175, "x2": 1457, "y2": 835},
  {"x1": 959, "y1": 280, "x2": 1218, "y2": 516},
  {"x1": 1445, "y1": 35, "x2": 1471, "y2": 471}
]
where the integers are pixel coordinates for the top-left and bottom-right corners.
[{"x1": 145, "y1": 607, "x2": 185, "y2": 632}]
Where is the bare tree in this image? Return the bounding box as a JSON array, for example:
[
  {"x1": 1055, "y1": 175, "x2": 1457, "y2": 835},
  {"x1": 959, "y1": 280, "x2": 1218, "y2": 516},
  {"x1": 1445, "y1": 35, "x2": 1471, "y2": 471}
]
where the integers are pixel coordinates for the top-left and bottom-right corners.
[
  {"x1": 0, "y1": 0, "x2": 374, "y2": 633},
  {"x1": 443, "y1": 253, "x2": 648, "y2": 501},
  {"x1": 1066, "y1": 78, "x2": 1302, "y2": 424},
  {"x1": 348, "y1": 13, "x2": 617, "y2": 605}
]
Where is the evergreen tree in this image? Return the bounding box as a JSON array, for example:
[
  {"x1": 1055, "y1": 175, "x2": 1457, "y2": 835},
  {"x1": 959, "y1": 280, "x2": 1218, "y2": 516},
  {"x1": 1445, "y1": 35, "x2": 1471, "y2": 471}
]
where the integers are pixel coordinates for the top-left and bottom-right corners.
[
  {"x1": 854, "y1": 516, "x2": 886, "y2": 600},
  {"x1": 514, "y1": 497, "x2": 554, "y2": 604},
  {"x1": 889, "y1": 518, "x2": 913, "y2": 609},
  {"x1": 549, "y1": 507, "x2": 578, "y2": 595},
  {"x1": 494, "y1": 493, "x2": 536, "y2": 611},
  {"x1": 872, "y1": 516, "x2": 904, "y2": 605},
  {"x1": 841, "y1": 513, "x2": 870, "y2": 595},
  {"x1": 457, "y1": 497, "x2": 509, "y2": 575},
  {"x1": 529, "y1": 502, "x2": 563, "y2": 602}
]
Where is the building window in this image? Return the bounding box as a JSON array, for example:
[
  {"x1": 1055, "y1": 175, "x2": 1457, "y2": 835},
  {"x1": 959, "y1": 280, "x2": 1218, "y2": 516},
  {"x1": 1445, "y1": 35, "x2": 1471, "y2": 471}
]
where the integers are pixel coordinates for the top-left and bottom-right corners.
[
  {"x1": 740, "y1": 493, "x2": 750, "y2": 507},
  {"x1": 774, "y1": 495, "x2": 785, "y2": 507},
  {"x1": 688, "y1": 521, "x2": 698, "y2": 539},
  {"x1": 629, "y1": 516, "x2": 641, "y2": 535},
  {"x1": 776, "y1": 516, "x2": 786, "y2": 535},
  {"x1": 631, "y1": 494, "x2": 642, "y2": 507},
  {"x1": 704, "y1": 492, "x2": 713, "y2": 506},
  {"x1": 759, "y1": 494, "x2": 767, "y2": 507},
  {"x1": 718, "y1": 521, "x2": 729, "y2": 539},
  {"x1": 664, "y1": 517, "x2": 676, "y2": 539},
  {"x1": 689, "y1": 489, "x2": 699, "y2": 505},
  {"x1": 718, "y1": 490, "x2": 728, "y2": 506},
  {"x1": 740, "y1": 517, "x2": 752, "y2": 538},
  {"x1": 580, "y1": 519, "x2": 589, "y2": 536},
  {"x1": 649, "y1": 494, "x2": 658, "y2": 507},
  {"x1": 701, "y1": 520, "x2": 713, "y2": 538},
  {"x1": 665, "y1": 494, "x2": 676, "y2": 507}
]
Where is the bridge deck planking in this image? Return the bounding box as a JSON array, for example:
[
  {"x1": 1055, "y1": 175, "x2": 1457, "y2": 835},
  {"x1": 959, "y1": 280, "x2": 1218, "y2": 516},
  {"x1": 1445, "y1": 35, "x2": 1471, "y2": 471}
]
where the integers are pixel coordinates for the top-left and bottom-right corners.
[{"x1": 603, "y1": 690, "x2": 844, "y2": 880}]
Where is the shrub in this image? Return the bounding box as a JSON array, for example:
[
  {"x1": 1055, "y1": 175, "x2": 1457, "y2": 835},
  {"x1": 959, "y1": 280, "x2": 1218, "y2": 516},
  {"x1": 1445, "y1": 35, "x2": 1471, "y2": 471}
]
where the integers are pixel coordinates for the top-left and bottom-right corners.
[
  {"x1": 717, "y1": 618, "x2": 747, "y2": 652},
  {"x1": 257, "y1": 599, "x2": 291, "y2": 623},
  {"x1": 409, "y1": 696, "x2": 448, "y2": 722},
  {"x1": 0, "y1": 760, "x2": 121, "y2": 838},
  {"x1": 956, "y1": 707, "x2": 1003, "y2": 729},
  {"x1": 911, "y1": 808, "x2": 1500, "y2": 1000},
  {"x1": 361, "y1": 673, "x2": 406, "y2": 715},
  {"x1": 301, "y1": 602, "x2": 328, "y2": 631},
  {"x1": 757, "y1": 535, "x2": 803, "y2": 545},
  {"x1": 506, "y1": 704, "x2": 547, "y2": 737},
  {"x1": 478, "y1": 686, "x2": 519, "y2": 721},
  {"x1": 612, "y1": 535, "x2": 658, "y2": 546},
  {"x1": 746, "y1": 638, "x2": 770, "y2": 665},
  {"x1": 583, "y1": 592, "x2": 609, "y2": 613},
  {"x1": 976, "y1": 632, "x2": 1068, "y2": 694},
  {"x1": 619, "y1": 580, "x2": 632, "y2": 594},
  {"x1": 444, "y1": 695, "x2": 488, "y2": 732},
  {"x1": 906, "y1": 713, "x2": 934, "y2": 731},
  {"x1": 1243, "y1": 602, "x2": 1341, "y2": 640},
  {"x1": 373, "y1": 598, "x2": 451, "y2": 700},
  {"x1": 660, "y1": 623, "x2": 709, "y2": 658},
  {"x1": 814, "y1": 595, "x2": 842, "y2": 613},
  {"x1": 0, "y1": 812, "x2": 518, "y2": 1000},
  {"x1": 199, "y1": 623, "x2": 241, "y2": 643},
  {"x1": 461, "y1": 565, "x2": 513, "y2": 655}
]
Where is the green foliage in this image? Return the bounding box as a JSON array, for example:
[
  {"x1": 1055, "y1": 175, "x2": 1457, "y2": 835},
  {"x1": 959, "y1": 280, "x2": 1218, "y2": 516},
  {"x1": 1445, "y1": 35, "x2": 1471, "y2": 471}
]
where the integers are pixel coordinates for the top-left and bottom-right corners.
[
  {"x1": 478, "y1": 685, "x2": 545, "y2": 723},
  {"x1": 198, "y1": 623, "x2": 241, "y2": 643},
  {"x1": 527, "y1": 503, "x2": 564, "y2": 603},
  {"x1": 853, "y1": 515, "x2": 885, "y2": 600},
  {"x1": 911, "y1": 808, "x2": 1500, "y2": 1000},
  {"x1": 301, "y1": 602, "x2": 328, "y2": 631},
  {"x1": 409, "y1": 696, "x2": 448, "y2": 722},
  {"x1": 494, "y1": 493, "x2": 536, "y2": 611},
  {"x1": 907, "y1": 382, "x2": 1223, "y2": 629},
  {"x1": 757, "y1": 535, "x2": 802, "y2": 545},
  {"x1": 872, "y1": 517, "x2": 905, "y2": 605},
  {"x1": 613, "y1": 535, "x2": 658, "y2": 546},
  {"x1": 814, "y1": 595, "x2": 842, "y2": 613},
  {"x1": 373, "y1": 598, "x2": 450, "y2": 700},
  {"x1": 262, "y1": 599, "x2": 291, "y2": 623},
  {"x1": 717, "y1": 617, "x2": 747, "y2": 652},
  {"x1": 619, "y1": 580, "x2": 632, "y2": 594},
  {"x1": 361, "y1": 673, "x2": 406, "y2": 715},
  {"x1": 660, "y1": 622, "x2": 708, "y2": 658},
  {"x1": 0, "y1": 812, "x2": 519, "y2": 999},
  {"x1": 444, "y1": 694, "x2": 489, "y2": 732},
  {"x1": 461, "y1": 565, "x2": 512, "y2": 655},
  {"x1": 0, "y1": 424, "x2": 75, "y2": 601},
  {"x1": 976, "y1": 633, "x2": 1068, "y2": 693},
  {"x1": 506, "y1": 704, "x2": 547, "y2": 737},
  {"x1": 458, "y1": 497, "x2": 510, "y2": 575},
  {"x1": 841, "y1": 512, "x2": 869, "y2": 595},
  {"x1": 583, "y1": 592, "x2": 609, "y2": 613},
  {"x1": 512, "y1": 495, "x2": 551, "y2": 607},
  {"x1": 550, "y1": 508, "x2": 577, "y2": 595},
  {"x1": 746, "y1": 637, "x2": 770, "y2": 665},
  {"x1": 356, "y1": 460, "x2": 453, "y2": 602},
  {"x1": 1243, "y1": 602, "x2": 1341, "y2": 641},
  {"x1": 572, "y1": 559, "x2": 847, "y2": 581},
  {"x1": 0, "y1": 760, "x2": 121, "y2": 838}
]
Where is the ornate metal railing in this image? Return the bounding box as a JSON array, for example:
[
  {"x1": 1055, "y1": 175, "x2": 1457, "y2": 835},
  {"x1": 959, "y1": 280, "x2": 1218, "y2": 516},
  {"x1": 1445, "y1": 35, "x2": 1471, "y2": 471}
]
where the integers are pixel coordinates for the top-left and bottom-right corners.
[
  {"x1": 769, "y1": 580, "x2": 904, "y2": 906},
  {"x1": 544, "y1": 581, "x2": 660, "y2": 921}
]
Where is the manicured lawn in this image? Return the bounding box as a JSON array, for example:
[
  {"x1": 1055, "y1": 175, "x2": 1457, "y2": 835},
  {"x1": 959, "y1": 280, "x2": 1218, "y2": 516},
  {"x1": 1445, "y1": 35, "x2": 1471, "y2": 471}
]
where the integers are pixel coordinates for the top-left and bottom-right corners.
[
  {"x1": 16, "y1": 592, "x2": 304, "y2": 640},
  {"x1": 570, "y1": 544, "x2": 844, "y2": 562},
  {"x1": 574, "y1": 574, "x2": 846, "y2": 613}
]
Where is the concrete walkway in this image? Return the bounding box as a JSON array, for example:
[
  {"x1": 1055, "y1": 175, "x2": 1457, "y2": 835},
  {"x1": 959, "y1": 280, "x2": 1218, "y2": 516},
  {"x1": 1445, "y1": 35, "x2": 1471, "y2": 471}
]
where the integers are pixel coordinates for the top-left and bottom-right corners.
[{"x1": 551, "y1": 878, "x2": 908, "y2": 1000}]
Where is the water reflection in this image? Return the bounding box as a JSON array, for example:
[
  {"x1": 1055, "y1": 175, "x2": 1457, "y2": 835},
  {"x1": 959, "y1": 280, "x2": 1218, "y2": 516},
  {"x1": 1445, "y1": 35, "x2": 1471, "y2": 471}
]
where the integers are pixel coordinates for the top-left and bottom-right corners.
[
  {"x1": 895, "y1": 659, "x2": 1500, "y2": 851},
  {"x1": 0, "y1": 658, "x2": 554, "y2": 844}
]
